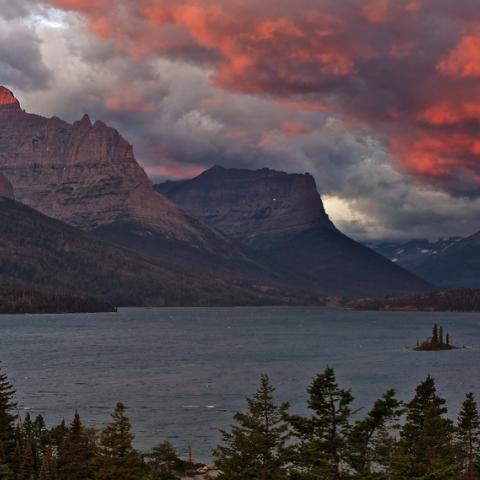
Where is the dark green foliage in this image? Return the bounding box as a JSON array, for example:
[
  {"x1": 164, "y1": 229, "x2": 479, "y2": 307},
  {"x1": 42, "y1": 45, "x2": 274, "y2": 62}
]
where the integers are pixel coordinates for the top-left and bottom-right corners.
[
  {"x1": 57, "y1": 412, "x2": 97, "y2": 480},
  {"x1": 38, "y1": 448, "x2": 56, "y2": 480},
  {"x1": 0, "y1": 367, "x2": 17, "y2": 464},
  {"x1": 393, "y1": 375, "x2": 457, "y2": 479},
  {"x1": 288, "y1": 367, "x2": 353, "y2": 480},
  {"x1": 98, "y1": 403, "x2": 145, "y2": 480},
  {"x1": 346, "y1": 389, "x2": 402, "y2": 476},
  {"x1": 457, "y1": 393, "x2": 480, "y2": 477},
  {"x1": 18, "y1": 442, "x2": 35, "y2": 480},
  {"x1": 214, "y1": 374, "x2": 290, "y2": 480},
  {"x1": 146, "y1": 442, "x2": 186, "y2": 480},
  {"x1": 414, "y1": 325, "x2": 457, "y2": 351},
  {"x1": 433, "y1": 324, "x2": 439, "y2": 344},
  {"x1": 4, "y1": 363, "x2": 480, "y2": 480}
]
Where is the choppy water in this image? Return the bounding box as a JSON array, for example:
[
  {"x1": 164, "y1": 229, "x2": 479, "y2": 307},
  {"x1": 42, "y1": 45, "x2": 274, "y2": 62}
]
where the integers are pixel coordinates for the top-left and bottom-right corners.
[{"x1": 1, "y1": 306, "x2": 480, "y2": 461}]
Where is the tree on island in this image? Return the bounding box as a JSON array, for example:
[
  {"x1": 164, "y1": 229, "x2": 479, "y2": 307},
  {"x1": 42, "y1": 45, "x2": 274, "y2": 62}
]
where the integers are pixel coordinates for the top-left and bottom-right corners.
[
  {"x1": 214, "y1": 374, "x2": 290, "y2": 480},
  {"x1": 415, "y1": 324, "x2": 457, "y2": 351}
]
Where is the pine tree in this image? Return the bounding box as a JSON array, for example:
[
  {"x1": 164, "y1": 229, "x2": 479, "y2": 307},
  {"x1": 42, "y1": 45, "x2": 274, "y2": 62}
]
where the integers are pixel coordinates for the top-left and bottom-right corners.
[
  {"x1": 146, "y1": 442, "x2": 184, "y2": 479},
  {"x1": 19, "y1": 441, "x2": 35, "y2": 480},
  {"x1": 392, "y1": 375, "x2": 457, "y2": 479},
  {"x1": 57, "y1": 412, "x2": 96, "y2": 480},
  {"x1": 0, "y1": 366, "x2": 17, "y2": 465},
  {"x1": 432, "y1": 324, "x2": 439, "y2": 344},
  {"x1": 288, "y1": 367, "x2": 353, "y2": 480},
  {"x1": 346, "y1": 388, "x2": 402, "y2": 476},
  {"x1": 21, "y1": 414, "x2": 41, "y2": 478},
  {"x1": 457, "y1": 392, "x2": 480, "y2": 477},
  {"x1": 439, "y1": 326, "x2": 444, "y2": 345},
  {"x1": 214, "y1": 375, "x2": 290, "y2": 480},
  {"x1": 98, "y1": 403, "x2": 145, "y2": 480},
  {"x1": 38, "y1": 448, "x2": 56, "y2": 480}
]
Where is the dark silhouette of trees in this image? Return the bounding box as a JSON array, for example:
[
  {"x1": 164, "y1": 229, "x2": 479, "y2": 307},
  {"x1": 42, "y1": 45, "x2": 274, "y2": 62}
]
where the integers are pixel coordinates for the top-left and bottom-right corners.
[
  {"x1": 214, "y1": 375, "x2": 290, "y2": 480},
  {"x1": 2, "y1": 363, "x2": 480, "y2": 479},
  {"x1": 288, "y1": 367, "x2": 353, "y2": 479},
  {"x1": 97, "y1": 403, "x2": 145, "y2": 480},
  {"x1": 457, "y1": 393, "x2": 480, "y2": 477}
]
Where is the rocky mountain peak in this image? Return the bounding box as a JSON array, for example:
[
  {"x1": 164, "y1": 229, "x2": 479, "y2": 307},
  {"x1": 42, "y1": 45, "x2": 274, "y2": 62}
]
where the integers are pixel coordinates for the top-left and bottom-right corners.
[
  {"x1": 0, "y1": 92, "x2": 227, "y2": 245},
  {"x1": 0, "y1": 87, "x2": 20, "y2": 110},
  {"x1": 156, "y1": 165, "x2": 335, "y2": 243}
]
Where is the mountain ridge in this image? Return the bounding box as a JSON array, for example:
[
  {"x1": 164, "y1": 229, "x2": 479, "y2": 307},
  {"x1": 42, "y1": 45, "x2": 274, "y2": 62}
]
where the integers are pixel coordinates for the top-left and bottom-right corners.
[{"x1": 156, "y1": 165, "x2": 430, "y2": 296}]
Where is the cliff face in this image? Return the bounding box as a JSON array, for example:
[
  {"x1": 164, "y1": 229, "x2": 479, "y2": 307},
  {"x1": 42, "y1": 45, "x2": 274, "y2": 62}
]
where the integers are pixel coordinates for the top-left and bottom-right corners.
[
  {"x1": 0, "y1": 87, "x2": 218, "y2": 244},
  {"x1": 156, "y1": 165, "x2": 335, "y2": 245},
  {"x1": 157, "y1": 166, "x2": 431, "y2": 295}
]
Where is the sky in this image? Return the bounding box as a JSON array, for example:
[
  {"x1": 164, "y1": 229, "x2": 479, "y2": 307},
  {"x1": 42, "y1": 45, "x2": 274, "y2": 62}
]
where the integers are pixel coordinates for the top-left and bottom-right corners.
[{"x1": 1, "y1": 0, "x2": 480, "y2": 241}]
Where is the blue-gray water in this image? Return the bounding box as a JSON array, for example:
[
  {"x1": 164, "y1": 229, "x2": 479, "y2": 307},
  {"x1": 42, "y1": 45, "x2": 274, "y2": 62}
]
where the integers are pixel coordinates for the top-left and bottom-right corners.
[{"x1": 1, "y1": 306, "x2": 480, "y2": 462}]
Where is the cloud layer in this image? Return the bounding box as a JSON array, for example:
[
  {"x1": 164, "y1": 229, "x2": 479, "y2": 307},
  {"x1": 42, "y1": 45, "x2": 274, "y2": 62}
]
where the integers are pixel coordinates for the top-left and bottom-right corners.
[{"x1": 2, "y1": 0, "x2": 480, "y2": 240}]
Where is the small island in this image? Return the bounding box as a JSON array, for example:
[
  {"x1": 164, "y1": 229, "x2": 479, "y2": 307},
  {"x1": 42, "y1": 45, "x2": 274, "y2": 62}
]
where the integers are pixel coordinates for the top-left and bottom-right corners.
[{"x1": 414, "y1": 324, "x2": 459, "y2": 351}]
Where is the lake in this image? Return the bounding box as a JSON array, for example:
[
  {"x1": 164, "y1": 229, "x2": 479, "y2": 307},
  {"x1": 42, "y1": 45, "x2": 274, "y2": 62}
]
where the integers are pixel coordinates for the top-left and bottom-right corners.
[{"x1": 1, "y1": 306, "x2": 480, "y2": 462}]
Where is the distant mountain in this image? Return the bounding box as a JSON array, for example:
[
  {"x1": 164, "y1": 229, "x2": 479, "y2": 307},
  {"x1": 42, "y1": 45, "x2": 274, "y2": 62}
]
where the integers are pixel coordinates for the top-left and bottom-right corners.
[
  {"x1": 412, "y1": 232, "x2": 480, "y2": 288},
  {"x1": 0, "y1": 86, "x2": 325, "y2": 305},
  {"x1": 370, "y1": 238, "x2": 462, "y2": 271},
  {"x1": 156, "y1": 166, "x2": 430, "y2": 296},
  {"x1": 0, "y1": 193, "x2": 319, "y2": 306}
]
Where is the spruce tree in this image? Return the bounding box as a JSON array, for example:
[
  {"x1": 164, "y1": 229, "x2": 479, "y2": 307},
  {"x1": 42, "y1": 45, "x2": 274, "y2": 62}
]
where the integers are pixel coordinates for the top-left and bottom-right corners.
[
  {"x1": 457, "y1": 392, "x2": 480, "y2": 477},
  {"x1": 57, "y1": 412, "x2": 96, "y2": 480},
  {"x1": 288, "y1": 367, "x2": 353, "y2": 480},
  {"x1": 346, "y1": 388, "x2": 402, "y2": 476},
  {"x1": 432, "y1": 324, "x2": 439, "y2": 345},
  {"x1": 0, "y1": 366, "x2": 18, "y2": 465},
  {"x1": 38, "y1": 448, "x2": 56, "y2": 480},
  {"x1": 19, "y1": 441, "x2": 35, "y2": 480},
  {"x1": 393, "y1": 375, "x2": 457, "y2": 479},
  {"x1": 146, "y1": 442, "x2": 184, "y2": 479},
  {"x1": 98, "y1": 403, "x2": 145, "y2": 480},
  {"x1": 214, "y1": 375, "x2": 290, "y2": 480},
  {"x1": 439, "y1": 326, "x2": 444, "y2": 345}
]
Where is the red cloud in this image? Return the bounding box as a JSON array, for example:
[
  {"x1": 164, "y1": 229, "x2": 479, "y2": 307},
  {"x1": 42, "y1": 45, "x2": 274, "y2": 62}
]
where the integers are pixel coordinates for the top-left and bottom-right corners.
[
  {"x1": 105, "y1": 84, "x2": 154, "y2": 113},
  {"x1": 418, "y1": 103, "x2": 480, "y2": 126},
  {"x1": 438, "y1": 33, "x2": 480, "y2": 79},
  {"x1": 38, "y1": 0, "x2": 480, "y2": 195},
  {"x1": 280, "y1": 121, "x2": 312, "y2": 136}
]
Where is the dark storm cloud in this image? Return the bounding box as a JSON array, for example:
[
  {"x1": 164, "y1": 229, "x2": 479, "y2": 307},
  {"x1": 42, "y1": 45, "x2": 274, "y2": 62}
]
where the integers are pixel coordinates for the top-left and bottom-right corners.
[
  {"x1": 0, "y1": 1, "x2": 52, "y2": 89},
  {"x1": 6, "y1": 0, "x2": 480, "y2": 239}
]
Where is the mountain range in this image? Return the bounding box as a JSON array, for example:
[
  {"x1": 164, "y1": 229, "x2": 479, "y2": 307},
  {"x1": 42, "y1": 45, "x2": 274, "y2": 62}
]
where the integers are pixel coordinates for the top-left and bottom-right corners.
[
  {"x1": 371, "y1": 236, "x2": 480, "y2": 289},
  {"x1": 156, "y1": 166, "x2": 429, "y2": 295},
  {"x1": 0, "y1": 85, "x2": 460, "y2": 306}
]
